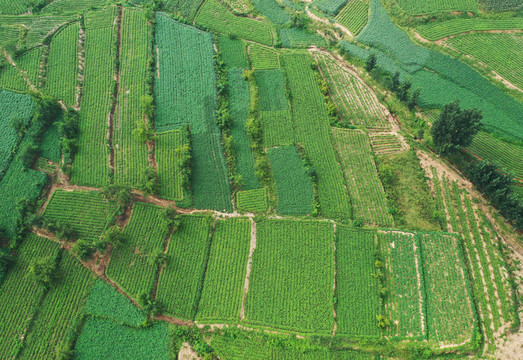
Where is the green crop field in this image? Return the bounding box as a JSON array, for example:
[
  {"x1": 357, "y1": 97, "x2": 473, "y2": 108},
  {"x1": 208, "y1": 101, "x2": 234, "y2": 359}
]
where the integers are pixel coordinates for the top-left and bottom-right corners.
[
  {"x1": 282, "y1": 53, "x2": 350, "y2": 220},
  {"x1": 261, "y1": 110, "x2": 294, "y2": 147},
  {"x1": 416, "y1": 17, "x2": 523, "y2": 41},
  {"x1": 74, "y1": 318, "x2": 170, "y2": 360},
  {"x1": 396, "y1": 0, "x2": 477, "y2": 15},
  {"x1": 379, "y1": 231, "x2": 425, "y2": 339},
  {"x1": 218, "y1": 35, "x2": 249, "y2": 68},
  {"x1": 335, "y1": 227, "x2": 380, "y2": 338},
  {"x1": 106, "y1": 202, "x2": 168, "y2": 297},
  {"x1": 251, "y1": 0, "x2": 291, "y2": 25},
  {"x1": 43, "y1": 189, "x2": 118, "y2": 241},
  {"x1": 335, "y1": 0, "x2": 369, "y2": 35},
  {"x1": 0, "y1": 0, "x2": 521, "y2": 357},
  {"x1": 113, "y1": 8, "x2": 149, "y2": 187},
  {"x1": 71, "y1": 7, "x2": 116, "y2": 187},
  {"x1": 245, "y1": 219, "x2": 335, "y2": 334},
  {"x1": 197, "y1": 218, "x2": 251, "y2": 322},
  {"x1": 19, "y1": 250, "x2": 95, "y2": 359},
  {"x1": 236, "y1": 188, "x2": 268, "y2": 212},
  {"x1": 468, "y1": 132, "x2": 523, "y2": 179},
  {"x1": 331, "y1": 128, "x2": 393, "y2": 226},
  {"x1": 0, "y1": 90, "x2": 33, "y2": 175},
  {"x1": 279, "y1": 28, "x2": 327, "y2": 48},
  {"x1": 44, "y1": 22, "x2": 79, "y2": 107},
  {"x1": 0, "y1": 235, "x2": 60, "y2": 358},
  {"x1": 316, "y1": 52, "x2": 389, "y2": 128},
  {"x1": 156, "y1": 130, "x2": 186, "y2": 201},
  {"x1": 156, "y1": 214, "x2": 214, "y2": 320},
  {"x1": 255, "y1": 69, "x2": 288, "y2": 111},
  {"x1": 195, "y1": 0, "x2": 273, "y2": 45},
  {"x1": 229, "y1": 68, "x2": 259, "y2": 190},
  {"x1": 448, "y1": 33, "x2": 522, "y2": 89},
  {"x1": 268, "y1": 146, "x2": 314, "y2": 215},
  {"x1": 248, "y1": 43, "x2": 280, "y2": 70}
]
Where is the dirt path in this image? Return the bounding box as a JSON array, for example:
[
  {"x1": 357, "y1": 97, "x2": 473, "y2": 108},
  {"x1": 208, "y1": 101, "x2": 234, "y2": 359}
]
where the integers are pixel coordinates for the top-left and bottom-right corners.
[
  {"x1": 1, "y1": 50, "x2": 38, "y2": 92},
  {"x1": 75, "y1": 19, "x2": 86, "y2": 111},
  {"x1": 240, "y1": 218, "x2": 257, "y2": 320},
  {"x1": 411, "y1": 238, "x2": 426, "y2": 336}
]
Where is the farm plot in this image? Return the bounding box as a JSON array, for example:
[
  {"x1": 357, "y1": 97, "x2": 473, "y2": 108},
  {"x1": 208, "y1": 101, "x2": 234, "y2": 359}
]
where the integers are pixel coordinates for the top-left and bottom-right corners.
[
  {"x1": 44, "y1": 22, "x2": 79, "y2": 107},
  {"x1": 248, "y1": 43, "x2": 280, "y2": 70},
  {"x1": 38, "y1": 116, "x2": 60, "y2": 163},
  {"x1": 448, "y1": 33, "x2": 522, "y2": 89},
  {"x1": 335, "y1": 227, "x2": 380, "y2": 338},
  {"x1": 237, "y1": 188, "x2": 268, "y2": 212},
  {"x1": 156, "y1": 215, "x2": 214, "y2": 320},
  {"x1": 335, "y1": 0, "x2": 369, "y2": 35},
  {"x1": 282, "y1": 53, "x2": 350, "y2": 220},
  {"x1": 379, "y1": 231, "x2": 426, "y2": 339},
  {"x1": 113, "y1": 8, "x2": 149, "y2": 187},
  {"x1": 331, "y1": 128, "x2": 393, "y2": 226},
  {"x1": 74, "y1": 318, "x2": 170, "y2": 360},
  {"x1": 0, "y1": 0, "x2": 34, "y2": 14},
  {"x1": 416, "y1": 18, "x2": 523, "y2": 41},
  {"x1": 369, "y1": 133, "x2": 404, "y2": 154},
  {"x1": 251, "y1": 0, "x2": 290, "y2": 25},
  {"x1": 40, "y1": 0, "x2": 108, "y2": 13},
  {"x1": 467, "y1": 131, "x2": 523, "y2": 179},
  {"x1": 156, "y1": 130, "x2": 186, "y2": 202},
  {"x1": 218, "y1": 35, "x2": 248, "y2": 68},
  {"x1": 261, "y1": 110, "x2": 294, "y2": 147},
  {"x1": 0, "y1": 90, "x2": 33, "y2": 176},
  {"x1": 315, "y1": 0, "x2": 348, "y2": 15},
  {"x1": 196, "y1": 218, "x2": 251, "y2": 322},
  {"x1": 83, "y1": 280, "x2": 147, "y2": 327},
  {"x1": 19, "y1": 251, "x2": 96, "y2": 359},
  {"x1": 164, "y1": 0, "x2": 204, "y2": 20},
  {"x1": 195, "y1": 0, "x2": 273, "y2": 45},
  {"x1": 395, "y1": 0, "x2": 477, "y2": 15},
  {"x1": 255, "y1": 69, "x2": 288, "y2": 111},
  {"x1": 106, "y1": 202, "x2": 169, "y2": 297},
  {"x1": 0, "y1": 234, "x2": 60, "y2": 359},
  {"x1": 155, "y1": 14, "x2": 232, "y2": 212},
  {"x1": 479, "y1": 0, "x2": 522, "y2": 12},
  {"x1": 0, "y1": 47, "x2": 42, "y2": 92},
  {"x1": 419, "y1": 232, "x2": 476, "y2": 346},
  {"x1": 154, "y1": 14, "x2": 216, "y2": 133},
  {"x1": 43, "y1": 189, "x2": 118, "y2": 241},
  {"x1": 268, "y1": 146, "x2": 314, "y2": 216},
  {"x1": 71, "y1": 7, "x2": 117, "y2": 187},
  {"x1": 222, "y1": 0, "x2": 253, "y2": 15},
  {"x1": 229, "y1": 68, "x2": 259, "y2": 190},
  {"x1": 244, "y1": 219, "x2": 335, "y2": 334},
  {"x1": 435, "y1": 171, "x2": 517, "y2": 347},
  {"x1": 315, "y1": 52, "x2": 389, "y2": 129},
  {"x1": 279, "y1": 28, "x2": 326, "y2": 48}
]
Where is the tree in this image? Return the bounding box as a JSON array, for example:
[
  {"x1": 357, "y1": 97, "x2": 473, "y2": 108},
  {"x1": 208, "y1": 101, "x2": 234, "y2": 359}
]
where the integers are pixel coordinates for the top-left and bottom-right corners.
[
  {"x1": 140, "y1": 95, "x2": 155, "y2": 118},
  {"x1": 390, "y1": 71, "x2": 400, "y2": 92},
  {"x1": 407, "y1": 89, "x2": 420, "y2": 110},
  {"x1": 139, "y1": 166, "x2": 159, "y2": 197},
  {"x1": 397, "y1": 80, "x2": 411, "y2": 102},
  {"x1": 103, "y1": 226, "x2": 125, "y2": 248},
  {"x1": 102, "y1": 184, "x2": 134, "y2": 210},
  {"x1": 11, "y1": 116, "x2": 27, "y2": 137},
  {"x1": 365, "y1": 54, "x2": 377, "y2": 72},
  {"x1": 0, "y1": 251, "x2": 14, "y2": 273},
  {"x1": 27, "y1": 256, "x2": 57, "y2": 289},
  {"x1": 431, "y1": 101, "x2": 482, "y2": 155},
  {"x1": 133, "y1": 120, "x2": 154, "y2": 143}
]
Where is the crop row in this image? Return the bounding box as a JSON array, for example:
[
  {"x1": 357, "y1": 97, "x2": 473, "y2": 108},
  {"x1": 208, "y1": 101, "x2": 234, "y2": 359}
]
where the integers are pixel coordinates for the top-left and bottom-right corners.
[
  {"x1": 335, "y1": 0, "x2": 369, "y2": 35},
  {"x1": 248, "y1": 43, "x2": 279, "y2": 70},
  {"x1": 260, "y1": 110, "x2": 294, "y2": 147},
  {"x1": 196, "y1": 218, "x2": 251, "y2": 322},
  {"x1": 44, "y1": 22, "x2": 79, "y2": 107},
  {"x1": 195, "y1": 0, "x2": 273, "y2": 45},
  {"x1": 43, "y1": 189, "x2": 118, "y2": 241},
  {"x1": 316, "y1": 53, "x2": 389, "y2": 129},
  {"x1": 113, "y1": 8, "x2": 149, "y2": 187},
  {"x1": 71, "y1": 7, "x2": 117, "y2": 187},
  {"x1": 282, "y1": 53, "x2": 350, "y2": 220},
  {"x1": 251, "y1": 0, "x2": 290, "y2": 25},
  {"x1": 236, "y1": 188, "x2": 268, "y2": 212},
  {"x1": 396, "y1": 0, "x2": 477, "y2": 15},
  {"x1": 156, "y1": 130, "x2": 186, "y2": 201},
  {"x1": 106, "y1": 202, "x2": 169, "y2": 298},
  {"x1": 218, "y1": 35, "x2": 249, "y2": 68},
  {"x1": 331, "y1": 128, "x2": 393, "y2": 226}
]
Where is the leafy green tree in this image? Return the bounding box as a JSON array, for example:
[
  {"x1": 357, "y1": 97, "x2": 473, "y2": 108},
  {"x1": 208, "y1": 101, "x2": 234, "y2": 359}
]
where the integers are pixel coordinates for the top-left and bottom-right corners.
[
  {"x1": 102, "y1": 184, "x2": 134, "y2": 210},
  {"x1": 365, "y1": 54, "x2": 377, "y2": 72},
  {"x1": 390, "y1": 71, "x2": 400, "y2": 92},
  {"x1": 431, "y1": 101, "x2": 482, "y2": 155},
  {"x1": 140, "y1": 95, "x2": 155, "y2": 118},
  {"x1": 27, "y1": 256, "x2": 57, "y2": 289},
  {"x1": 139, "y1": 166, "x2": 159, "y2": 197},
  {"x1": 133, "y1": 120, "x2": 154, "y2": 143},
  {"x1": 407, "y1": 89, "x2": 420, "y2": 110},
  {"x1": 397, "y1": 80, "x2": 411, "y2": 101},
  {"x1": 103, "y1": 226, "x2": 125, "y2": 248}
]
